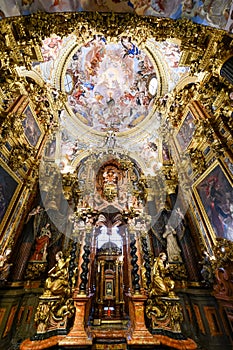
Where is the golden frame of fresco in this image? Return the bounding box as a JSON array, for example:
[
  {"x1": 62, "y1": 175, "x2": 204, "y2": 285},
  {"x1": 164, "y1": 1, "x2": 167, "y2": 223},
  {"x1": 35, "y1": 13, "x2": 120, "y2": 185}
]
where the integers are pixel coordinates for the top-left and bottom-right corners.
[
  {"x1": 189, "y1": 197, "x2": 214, "y2": 255},
  {"x1": 21, "y1": 103, "x2": 43, "y2": 148},
  {"x1": 0, "y1": 160, "x2": 22, "y2": 237},
  {"x1": 192, "y1": 159, "x2": 233, "y2": 244}
]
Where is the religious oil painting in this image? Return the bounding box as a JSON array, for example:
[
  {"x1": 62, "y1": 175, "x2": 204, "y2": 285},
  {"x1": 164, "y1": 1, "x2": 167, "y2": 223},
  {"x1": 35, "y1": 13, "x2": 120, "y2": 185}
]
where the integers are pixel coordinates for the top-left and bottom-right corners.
[
  {"x1": 176, "y1": 111, "x2": 196, "y2": 152},
  {"x1": 0, "y1": 162, "x2": 21, "y2": 232},
  {"x1": 161, "y1": 141, "x2": 172, "y2": 163},
  {"x1": 193, "y1": 161, "x2": 233, "y2": 242},
  {"x1": 22, "y1": 105, "x2": 42, "y2": 147}
]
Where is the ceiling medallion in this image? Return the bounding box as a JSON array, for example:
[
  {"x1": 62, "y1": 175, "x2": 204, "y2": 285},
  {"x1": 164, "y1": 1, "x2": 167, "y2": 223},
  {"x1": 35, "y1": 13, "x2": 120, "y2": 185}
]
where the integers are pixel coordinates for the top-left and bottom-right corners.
[{"x1": 65, "y1": 35, "x2": 158, "y2": 133}]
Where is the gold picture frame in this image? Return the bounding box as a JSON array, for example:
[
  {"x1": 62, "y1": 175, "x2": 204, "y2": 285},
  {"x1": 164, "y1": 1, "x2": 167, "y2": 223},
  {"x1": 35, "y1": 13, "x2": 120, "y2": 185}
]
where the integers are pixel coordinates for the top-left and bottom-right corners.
[
  {"x1": 105, "y1": 280, "x2": 113, "y2": 297},
  {"x1": 21, "y1": 103, "x2": 43, "y2": 148},
  {"x1": 175, "y1": 110, "x2": 196, "y2": 152},
  {"x1": 192, "y1": 160, "x2": 233, "y2": 244},
  {"x1": 0, "y1": 161, "x2": 22, "y2": 237}
]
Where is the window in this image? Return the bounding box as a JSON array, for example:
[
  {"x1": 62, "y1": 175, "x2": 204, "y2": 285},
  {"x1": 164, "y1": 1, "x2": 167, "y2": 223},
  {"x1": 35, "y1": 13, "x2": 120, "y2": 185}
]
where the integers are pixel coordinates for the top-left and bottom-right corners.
[
  {"x1": 64, "y1": 73, "x2": 73, "y2": 93},
  {"x1": 97, "y1": 226, "x2": 122, "y2": 249},
  {"x1": 148, "y1": 76, "x2": 158, "y2": 96}
]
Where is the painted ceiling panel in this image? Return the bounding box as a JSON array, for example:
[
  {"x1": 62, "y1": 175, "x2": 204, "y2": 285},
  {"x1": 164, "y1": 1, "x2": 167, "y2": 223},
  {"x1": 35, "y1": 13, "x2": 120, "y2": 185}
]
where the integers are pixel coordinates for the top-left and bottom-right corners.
[
  {"x1": 65, "y1": 36, "x2": 157, "y2": 132},
  {"x1": 0, "y1": 0, "x2": 233, "y2": 32},
  {"x1": 30, "y1": 27, "x2": 190, "y2": 175}
]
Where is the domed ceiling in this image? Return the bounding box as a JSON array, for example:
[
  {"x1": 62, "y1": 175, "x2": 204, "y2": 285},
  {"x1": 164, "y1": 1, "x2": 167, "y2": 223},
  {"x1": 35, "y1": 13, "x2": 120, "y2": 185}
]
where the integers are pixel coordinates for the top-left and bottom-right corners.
[
  {"x1": 2, "y1": 0, "x2": 232, "y2": 176},
  {"x1": 32, "y1": 32, "x2": 189, "y2": 175},
  {"x1": 1, "y1": 1, "x2": 232, "y2": 234},
  {"x1": 65, "y1": 36, "x2": 157, "y2": 133}
]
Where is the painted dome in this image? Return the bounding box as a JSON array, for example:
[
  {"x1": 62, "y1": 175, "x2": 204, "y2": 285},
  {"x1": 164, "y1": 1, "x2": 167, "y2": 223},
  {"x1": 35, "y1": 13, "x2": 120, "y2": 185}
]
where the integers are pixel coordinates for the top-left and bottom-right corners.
[{"x1": 65, "y1": 36, "x2": 157, "y2": 132}]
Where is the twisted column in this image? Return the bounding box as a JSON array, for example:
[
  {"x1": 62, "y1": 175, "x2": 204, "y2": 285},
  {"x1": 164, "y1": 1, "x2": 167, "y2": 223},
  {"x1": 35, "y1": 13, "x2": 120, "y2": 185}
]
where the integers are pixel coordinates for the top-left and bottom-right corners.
[
  {"x1": 79, "y1": 230, "x2": 91, "y2": 294},
  {"x1": 115, "y1": 260, "x2": 119, "y2": 302},
  {"x1": 100, "y1": 260, "x2": 105, "y2": 303},
  {"x1": 119, "y1": 261, "x2": 124, "y2": 302},
  {"x1": 69, "y1": 240, "x2": 77, "y2": 288},
  {"x1": 130, "y1": 233, "x2": 140, "y2": 294},
  {"x1": 141, "y1": 234, "x2": 151, "y2": 288}
]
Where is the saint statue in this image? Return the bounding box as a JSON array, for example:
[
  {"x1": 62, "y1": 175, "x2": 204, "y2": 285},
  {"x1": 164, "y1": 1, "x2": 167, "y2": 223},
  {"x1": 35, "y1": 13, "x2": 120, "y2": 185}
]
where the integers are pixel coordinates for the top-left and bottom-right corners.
[
  {"x1": 141, "y1": 263, "x2": 147, "y2": 290},
  {"x1": 24, "y1": 205, "x2": 45, "y2": 244},
  {"x1": 199, "y1": 251, "x2": 215, "y2": 287},
  {"x1": 29, "y1": 223, "x2": 51, "y2": 261},
  {"x1": 102, "y1": 167, "x2": 118, "y2": 202},
  {"x1": 163, "y1": 225, "x2": 182, "y2": 262},
  {"x1": 43, "y1": 251, "x2": 69, "y2": 297},
  {"x1": 150, "y1": 252, "x2": 175, "y2": 297},
  {"x1": 103, "y1": 130, "x2": 116, "y2": 149}
]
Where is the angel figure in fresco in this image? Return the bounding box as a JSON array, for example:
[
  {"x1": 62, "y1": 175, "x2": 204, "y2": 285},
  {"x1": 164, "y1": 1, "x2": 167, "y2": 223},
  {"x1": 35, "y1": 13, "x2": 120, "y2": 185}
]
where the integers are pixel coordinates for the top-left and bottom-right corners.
[
  {"x1": 49, "y1": 0, "x2": 69, "y2": 11},
  {"x1": 181, "y1": 0, "x2": 231, "y2": 29},
  {"x1": 128, "y1": 0, "x2": 166, "y2": 16},
  {"x1": 121, "y1": 37, "x2": 141, "y2": 59},
  {"x1": 41, "y1": 36, "x2": 62, "y2": 62},
  {"x1": 199, "y1": 0, "x2": 231, "y2": 28}
]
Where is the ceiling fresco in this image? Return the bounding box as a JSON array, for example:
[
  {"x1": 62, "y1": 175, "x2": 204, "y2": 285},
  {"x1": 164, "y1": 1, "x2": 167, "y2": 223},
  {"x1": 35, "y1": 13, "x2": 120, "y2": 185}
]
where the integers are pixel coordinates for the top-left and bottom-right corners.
[
  {"x1": 3, "y1": 1, "x2": 231, "y2": 178},
  {"x1": 53, "y1": 106, "x2": 163, "y2": 175},
  {"x1": 1, "y1": 0, "x2": 232, "y2": 175},
  {"x1": 0, "y1": 0, "x2": 233, "y2": 32},
  {"x1": 35, "y1": 33, "x2": 189, "y2": 174},
  {"x1": 65, "y1": 35, "x2": 157, "y2": 132}
]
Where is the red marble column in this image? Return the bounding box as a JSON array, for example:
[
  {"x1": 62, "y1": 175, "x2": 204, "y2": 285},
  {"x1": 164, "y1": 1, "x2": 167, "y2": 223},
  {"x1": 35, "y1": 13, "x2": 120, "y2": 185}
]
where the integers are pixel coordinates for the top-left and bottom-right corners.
[
  {"x1": 127, "y1": 294, "x2": 197, "y2": 349},
  {"x1": 127, "y1": 294, "x2": 158, "y2": 345},
  {"x1": 58, "y1": 294, "x2": 92, "y2": 347}
]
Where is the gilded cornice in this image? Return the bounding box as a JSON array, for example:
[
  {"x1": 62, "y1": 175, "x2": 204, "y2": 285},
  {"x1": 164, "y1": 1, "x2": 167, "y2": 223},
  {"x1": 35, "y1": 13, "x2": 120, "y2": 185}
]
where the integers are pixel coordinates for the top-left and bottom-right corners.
[
  {"x1": 52, "y1": 35, "x2": 77, "y2": 91},
  {"x1": 0, "y1": 12, "x2": 226, "y2": 69},
  {"x1": 175, "y1": 74, "x2": 198, "y2": 92},
  {"x1": 145, "y1": 43, "x2": 168, "y2": 96},
  {"x1": 1, "y1": 12, "x2": 232, "y2": 115},
  {"x1": 17, "y1": 67, "x2": 45, "y2": 87},
  {"x1": 198, "y1": 32, "x2": 224, "y2": 72},
  {"x1": 1, "y1": 11, "x2": 232, "y2": 180}
]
